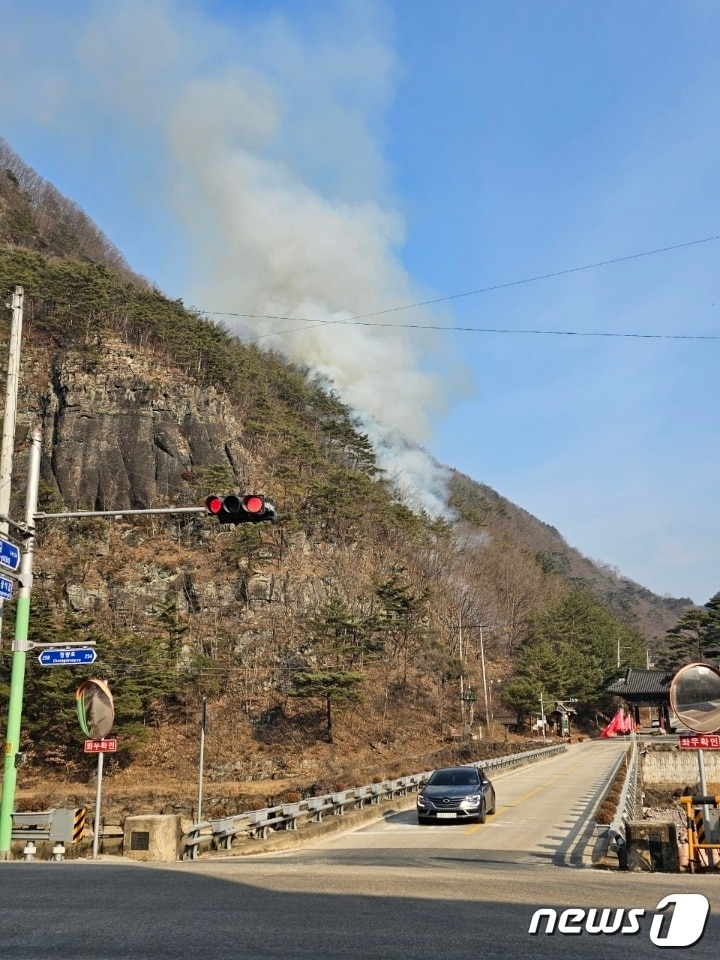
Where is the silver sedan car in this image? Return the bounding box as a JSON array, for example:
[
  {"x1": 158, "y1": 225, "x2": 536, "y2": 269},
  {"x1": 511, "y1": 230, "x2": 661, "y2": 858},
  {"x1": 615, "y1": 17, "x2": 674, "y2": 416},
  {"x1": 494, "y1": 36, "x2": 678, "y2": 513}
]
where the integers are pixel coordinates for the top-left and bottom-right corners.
[{"x1": 416, "y1": 765, "x2": 496, "y2": 825}]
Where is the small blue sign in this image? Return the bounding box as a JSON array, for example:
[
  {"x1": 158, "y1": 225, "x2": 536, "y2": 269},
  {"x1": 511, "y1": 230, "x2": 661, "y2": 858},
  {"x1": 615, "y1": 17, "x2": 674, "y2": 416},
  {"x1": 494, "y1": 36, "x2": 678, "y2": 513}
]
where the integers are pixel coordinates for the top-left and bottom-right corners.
[
  {"x1": 0, "y1": 576, "x2": 13, "y2": 600},
  {"x1": 38, "y1": 648, "x2": 97, "y2": 667},
  {"x1": 0, "y1": 538, "x2": 20, "y2": 572}
]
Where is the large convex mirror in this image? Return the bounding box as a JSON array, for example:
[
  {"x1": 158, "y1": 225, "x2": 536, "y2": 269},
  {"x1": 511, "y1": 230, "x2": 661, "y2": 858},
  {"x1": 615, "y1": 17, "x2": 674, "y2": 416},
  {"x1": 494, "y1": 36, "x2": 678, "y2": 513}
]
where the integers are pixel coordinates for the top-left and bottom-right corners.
[{"x1": 670, "y1": 663, "x2": 720, "y2": 735}]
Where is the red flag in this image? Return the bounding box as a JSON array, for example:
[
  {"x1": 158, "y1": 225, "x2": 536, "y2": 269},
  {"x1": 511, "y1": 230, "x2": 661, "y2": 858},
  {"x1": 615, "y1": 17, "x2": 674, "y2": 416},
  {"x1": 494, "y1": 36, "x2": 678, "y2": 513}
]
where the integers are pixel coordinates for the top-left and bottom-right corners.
[{"x1": 601, "y1": 709, "x2": 629, "y2": 738}]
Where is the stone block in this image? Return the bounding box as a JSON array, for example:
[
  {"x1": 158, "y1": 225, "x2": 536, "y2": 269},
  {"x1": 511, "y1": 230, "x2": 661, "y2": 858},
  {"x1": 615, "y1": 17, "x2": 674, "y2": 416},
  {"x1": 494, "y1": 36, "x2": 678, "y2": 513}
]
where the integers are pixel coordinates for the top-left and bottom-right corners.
[
  {"x1": 123, "y1": 814, "x2": 182, "y2": 862},
  {"x1": 626, "y1": 820, "x2": 680, "y2": 873}
]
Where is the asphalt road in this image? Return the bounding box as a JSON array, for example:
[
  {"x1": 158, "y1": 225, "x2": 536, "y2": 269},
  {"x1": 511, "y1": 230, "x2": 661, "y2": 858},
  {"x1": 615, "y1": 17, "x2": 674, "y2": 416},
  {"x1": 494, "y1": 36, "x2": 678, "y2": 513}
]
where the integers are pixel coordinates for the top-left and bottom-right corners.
[{"x1": 2, "y1": 740, "x2": 718, "y2": 960}]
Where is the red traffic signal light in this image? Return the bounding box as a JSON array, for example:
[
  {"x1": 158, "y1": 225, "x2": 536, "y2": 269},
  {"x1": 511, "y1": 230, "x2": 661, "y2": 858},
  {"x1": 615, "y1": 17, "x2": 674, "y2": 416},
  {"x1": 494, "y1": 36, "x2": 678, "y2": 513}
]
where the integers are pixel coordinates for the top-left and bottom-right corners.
[
  {"x1": 204, "y1": 494, "x2": 277, "y2": 524},
  {"x1": 205, "y1": 495, "x2": 225, "y2": 516}
]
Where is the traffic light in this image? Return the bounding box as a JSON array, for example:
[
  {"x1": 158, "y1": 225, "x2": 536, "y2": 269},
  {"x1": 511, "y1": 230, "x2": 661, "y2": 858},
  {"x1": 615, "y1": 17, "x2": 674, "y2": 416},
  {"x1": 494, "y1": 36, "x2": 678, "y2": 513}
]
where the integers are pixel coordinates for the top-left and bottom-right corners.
[{"x1": 204, "y1": 493, "x2": 278, "y2": 524}]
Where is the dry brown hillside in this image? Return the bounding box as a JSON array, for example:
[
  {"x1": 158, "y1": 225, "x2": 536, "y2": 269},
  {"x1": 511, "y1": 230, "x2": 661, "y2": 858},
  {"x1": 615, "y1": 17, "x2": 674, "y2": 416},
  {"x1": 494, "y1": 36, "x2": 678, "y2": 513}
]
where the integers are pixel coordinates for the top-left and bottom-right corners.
[{"x1": 0, "y1": 143, "x2": 693, "y2": 823}]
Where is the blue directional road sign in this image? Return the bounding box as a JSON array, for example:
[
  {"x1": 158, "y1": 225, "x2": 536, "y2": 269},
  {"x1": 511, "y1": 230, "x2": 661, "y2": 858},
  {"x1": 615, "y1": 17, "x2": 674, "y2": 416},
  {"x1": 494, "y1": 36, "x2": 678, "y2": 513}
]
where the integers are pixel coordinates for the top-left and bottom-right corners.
[
  {"x1": 0, "y1": 576, "x2": 13, "y2": 600},
  {"x1": 0, "y1": 537, "x2": 20, "y2": 572},
  {"x1": 38, "y1": 648, "x2": 97, "y2": 667}
]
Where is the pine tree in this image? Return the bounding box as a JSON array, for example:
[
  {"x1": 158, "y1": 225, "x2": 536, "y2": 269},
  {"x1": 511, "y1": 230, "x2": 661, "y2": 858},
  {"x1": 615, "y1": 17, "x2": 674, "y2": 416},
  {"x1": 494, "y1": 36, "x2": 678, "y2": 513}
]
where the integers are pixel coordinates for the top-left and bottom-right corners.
[
  {"x1": 289, "y1": 598, "x2": 368, "y2": 741},
  {"x1": 658, "y1": 593, "x2": 720, "y2": 668},
  {"x1": 288, "y1": 670, "x2": 365, "y2": 743}
]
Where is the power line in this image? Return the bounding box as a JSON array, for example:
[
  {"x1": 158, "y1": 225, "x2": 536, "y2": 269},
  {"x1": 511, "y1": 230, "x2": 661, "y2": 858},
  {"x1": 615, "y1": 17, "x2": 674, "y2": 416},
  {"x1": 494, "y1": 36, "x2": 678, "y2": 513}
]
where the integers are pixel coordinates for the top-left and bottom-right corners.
[
  {"x1": 202, "y1": 233, "x2": 720, "y2": 341},
  {"x1": 318, "y1": 324, "x2": 719, "y2": 340}
]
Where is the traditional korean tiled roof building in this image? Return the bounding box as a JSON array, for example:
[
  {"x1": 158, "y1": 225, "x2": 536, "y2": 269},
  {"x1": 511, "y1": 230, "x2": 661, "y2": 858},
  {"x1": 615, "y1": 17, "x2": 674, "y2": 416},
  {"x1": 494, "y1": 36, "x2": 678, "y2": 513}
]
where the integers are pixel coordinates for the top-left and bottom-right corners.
[{"x1": 606, "y1": 668, "x2": 674, "y2": 728}]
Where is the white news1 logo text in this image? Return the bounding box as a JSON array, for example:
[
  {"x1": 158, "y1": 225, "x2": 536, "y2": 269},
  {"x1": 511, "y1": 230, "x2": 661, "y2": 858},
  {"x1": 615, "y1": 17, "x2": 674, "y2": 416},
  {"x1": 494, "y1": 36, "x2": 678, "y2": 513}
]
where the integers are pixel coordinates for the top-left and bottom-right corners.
[{"x1": 528, "y1": 893, "x2": 710, "y2": 947}]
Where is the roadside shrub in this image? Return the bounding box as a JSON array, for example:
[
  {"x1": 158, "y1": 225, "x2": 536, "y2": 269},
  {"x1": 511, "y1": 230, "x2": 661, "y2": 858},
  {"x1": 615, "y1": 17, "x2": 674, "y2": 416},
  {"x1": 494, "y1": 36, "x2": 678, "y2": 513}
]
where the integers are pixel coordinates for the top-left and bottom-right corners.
[{"x1": 595, "y1": 750, "x2": 632, "y2": 825}]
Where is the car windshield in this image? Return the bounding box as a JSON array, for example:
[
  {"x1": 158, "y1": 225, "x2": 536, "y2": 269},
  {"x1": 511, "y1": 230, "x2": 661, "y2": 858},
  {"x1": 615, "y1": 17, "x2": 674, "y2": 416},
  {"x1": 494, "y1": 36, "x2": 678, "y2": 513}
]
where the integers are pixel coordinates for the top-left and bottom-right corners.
[{"x1": 427, "y1": 769, "x2": 480, "y2": 787}]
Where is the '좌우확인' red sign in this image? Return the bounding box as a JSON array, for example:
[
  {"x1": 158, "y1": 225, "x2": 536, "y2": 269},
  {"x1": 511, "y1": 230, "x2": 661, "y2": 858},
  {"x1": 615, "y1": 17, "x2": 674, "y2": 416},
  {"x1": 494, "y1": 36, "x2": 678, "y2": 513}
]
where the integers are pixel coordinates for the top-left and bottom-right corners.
[{"x1": 679, "y1": 735, "x2": 720, "y2": 750}]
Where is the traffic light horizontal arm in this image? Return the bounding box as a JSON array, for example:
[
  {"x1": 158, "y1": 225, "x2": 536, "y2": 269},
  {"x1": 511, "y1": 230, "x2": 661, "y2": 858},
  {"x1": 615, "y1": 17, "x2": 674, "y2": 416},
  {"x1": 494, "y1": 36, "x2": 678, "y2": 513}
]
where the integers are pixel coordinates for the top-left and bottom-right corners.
[
  {"x1": 34, "y1": 507, "x2": 208, "y2": 521},
  {"x1": 0, "y1": 512, "x2": 33, "y2": 534},
  {"x1": 33, "y1": 499, "x2": 279, "y2": 523},
  {"x1": 14, "y1": 640, "x2": 98, "y2": 651}
]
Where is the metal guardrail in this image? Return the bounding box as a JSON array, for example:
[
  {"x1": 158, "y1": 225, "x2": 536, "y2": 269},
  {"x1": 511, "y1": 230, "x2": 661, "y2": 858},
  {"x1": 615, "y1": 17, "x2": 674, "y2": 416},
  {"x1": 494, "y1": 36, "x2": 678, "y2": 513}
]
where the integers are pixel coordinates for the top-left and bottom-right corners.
[
  {"x1": 11, "y1": 808, "x2": 86, "y2": 843},
  {"x1": 596, "y1": 740, "x2": 639, "y2": 867},
  {"x1": 11, "y1": 808, "x2": 87, "y2": 860},
  {"x1": 183, "y1": 743, "x2": 567, "y2": 859}
]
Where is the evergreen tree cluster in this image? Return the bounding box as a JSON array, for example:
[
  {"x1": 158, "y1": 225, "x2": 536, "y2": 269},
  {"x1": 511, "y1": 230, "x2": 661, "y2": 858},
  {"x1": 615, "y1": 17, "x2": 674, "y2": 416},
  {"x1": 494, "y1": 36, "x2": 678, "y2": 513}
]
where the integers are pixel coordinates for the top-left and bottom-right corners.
[
  {"x1": 503, "y1": 589, "x2": 646, "y2": 722},
  {"x1": 657, "y1": 594, "x2": 720, "y2": 668}
]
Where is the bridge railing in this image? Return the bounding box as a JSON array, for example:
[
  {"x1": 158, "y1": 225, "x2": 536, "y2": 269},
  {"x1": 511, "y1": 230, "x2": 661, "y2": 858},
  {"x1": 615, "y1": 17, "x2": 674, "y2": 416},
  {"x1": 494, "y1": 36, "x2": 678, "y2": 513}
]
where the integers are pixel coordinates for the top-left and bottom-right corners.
[
  {"x1": 183, "y1": 743, "x2": 567, "y2": 859},
  {"x1": 595, "y1": 740, "x2": 639, "y2": 866}
]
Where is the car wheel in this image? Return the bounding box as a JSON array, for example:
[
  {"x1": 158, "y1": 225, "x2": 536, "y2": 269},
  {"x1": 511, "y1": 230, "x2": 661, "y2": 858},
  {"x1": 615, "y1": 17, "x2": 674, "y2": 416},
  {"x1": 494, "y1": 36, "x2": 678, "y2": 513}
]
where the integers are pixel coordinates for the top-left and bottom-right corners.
[
  {"x1": 488, "y1": 794, "x2": 496, "y2": 816},
  {"x1": 476, "y1": 801, "x2": 486, "y2": 825}
]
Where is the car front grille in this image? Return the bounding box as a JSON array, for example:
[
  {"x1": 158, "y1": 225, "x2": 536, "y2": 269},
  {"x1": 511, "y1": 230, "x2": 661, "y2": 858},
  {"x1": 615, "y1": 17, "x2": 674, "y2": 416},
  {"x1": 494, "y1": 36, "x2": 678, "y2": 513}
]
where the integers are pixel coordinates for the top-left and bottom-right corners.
[{"x1": 427, "y1": 797, "x2": 462, "y2": 809}]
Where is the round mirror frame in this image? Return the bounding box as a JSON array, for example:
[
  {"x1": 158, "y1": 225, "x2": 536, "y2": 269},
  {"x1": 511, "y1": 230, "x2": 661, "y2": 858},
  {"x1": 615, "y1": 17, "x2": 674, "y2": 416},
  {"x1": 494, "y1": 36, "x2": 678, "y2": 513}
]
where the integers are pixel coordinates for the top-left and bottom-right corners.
[{"x1": 669, "y1": 662, "x2": 720, "y2": 735}]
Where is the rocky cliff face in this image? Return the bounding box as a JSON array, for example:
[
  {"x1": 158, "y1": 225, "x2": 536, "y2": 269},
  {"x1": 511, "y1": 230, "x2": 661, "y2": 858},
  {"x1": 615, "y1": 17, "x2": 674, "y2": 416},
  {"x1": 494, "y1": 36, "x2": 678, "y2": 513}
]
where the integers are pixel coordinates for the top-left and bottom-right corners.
[
  {"x1": 36, "y1": 342, "x2": 256, "y2": 511},
  {"x1": 11, "y1": 335, "x2": 688, "y2": 645},
  {"x1": 7, "y1": 340, "x2": 278, "y2": 653}
]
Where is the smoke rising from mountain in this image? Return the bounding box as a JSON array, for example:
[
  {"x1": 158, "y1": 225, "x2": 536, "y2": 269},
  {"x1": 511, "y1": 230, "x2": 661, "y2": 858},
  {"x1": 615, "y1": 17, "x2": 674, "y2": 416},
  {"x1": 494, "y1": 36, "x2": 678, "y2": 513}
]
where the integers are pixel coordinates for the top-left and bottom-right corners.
[
  {"x1": 0, "y1": 0, "x2": 472, "y2": 514},
  {"x1": 162, "y1": 14, "x2": 469, "y2": 513}
]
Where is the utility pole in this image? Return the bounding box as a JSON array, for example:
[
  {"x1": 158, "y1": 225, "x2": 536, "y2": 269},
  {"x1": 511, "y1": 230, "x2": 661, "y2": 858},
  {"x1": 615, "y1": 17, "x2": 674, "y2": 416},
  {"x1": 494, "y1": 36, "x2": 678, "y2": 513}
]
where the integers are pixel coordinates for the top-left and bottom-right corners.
[
  {"x1": 0, "y1": 286, "x2": 23, "y2": 648},
  {"x1": 478, "y1": 624, "x2": 490, "y2": 731},
  {"x1": 455, "y1": 613, "x2": 494, "y2": 734},
  {"x1": 0, "y1": 428, "x2": 40, "y2": 859},
  {"x1": 458, "y1": 610, "x2": 465, "y2": 729},
  {"x1": 197, "y1": 696, "x2": 207, "y2": 823}
]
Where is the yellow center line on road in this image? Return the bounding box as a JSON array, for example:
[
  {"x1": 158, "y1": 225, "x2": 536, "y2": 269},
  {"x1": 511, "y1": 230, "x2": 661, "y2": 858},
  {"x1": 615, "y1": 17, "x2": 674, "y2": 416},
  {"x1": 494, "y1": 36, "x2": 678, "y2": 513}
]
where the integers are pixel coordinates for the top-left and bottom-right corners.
[{"x1": 464, "y1": 756, "x2": 594, "y2": 835}]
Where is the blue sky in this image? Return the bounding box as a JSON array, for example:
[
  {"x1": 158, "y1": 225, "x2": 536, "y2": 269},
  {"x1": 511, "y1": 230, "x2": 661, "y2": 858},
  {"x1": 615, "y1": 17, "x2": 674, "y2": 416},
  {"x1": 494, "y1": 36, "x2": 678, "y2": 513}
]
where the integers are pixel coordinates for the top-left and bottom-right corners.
[{"x1": 0, "y1": 1, "x2": 718, "y2": 603}]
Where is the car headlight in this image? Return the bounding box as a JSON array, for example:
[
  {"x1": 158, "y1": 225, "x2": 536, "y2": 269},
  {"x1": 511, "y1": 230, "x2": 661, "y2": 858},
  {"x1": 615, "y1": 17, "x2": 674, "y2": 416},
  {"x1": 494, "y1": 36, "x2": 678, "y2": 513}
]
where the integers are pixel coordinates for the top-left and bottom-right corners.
[
  {"x1": 464, "y1": 795, "x2": 482, "y2": 805},
  {"x1": 417, "y1": 795, "x2": 427, "y2": 807}
]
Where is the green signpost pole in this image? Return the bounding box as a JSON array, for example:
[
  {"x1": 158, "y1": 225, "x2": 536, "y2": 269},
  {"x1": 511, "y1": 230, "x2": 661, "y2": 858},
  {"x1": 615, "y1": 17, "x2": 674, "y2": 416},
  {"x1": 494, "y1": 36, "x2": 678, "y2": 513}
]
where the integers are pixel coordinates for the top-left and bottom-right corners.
[{"x1": 0, "y1": 429, "x2": 40, "y2": 859}]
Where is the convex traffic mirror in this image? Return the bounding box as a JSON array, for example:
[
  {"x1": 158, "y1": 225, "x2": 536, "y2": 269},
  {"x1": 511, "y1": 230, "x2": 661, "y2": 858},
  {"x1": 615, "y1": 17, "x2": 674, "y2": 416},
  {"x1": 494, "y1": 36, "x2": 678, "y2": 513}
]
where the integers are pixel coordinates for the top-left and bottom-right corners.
[
  {"x1": 670, "y1": 662, "x2": 720, "y2": 735},
  {"x1": 76, "y1": 679, "x2": 115, "y2": 740}
]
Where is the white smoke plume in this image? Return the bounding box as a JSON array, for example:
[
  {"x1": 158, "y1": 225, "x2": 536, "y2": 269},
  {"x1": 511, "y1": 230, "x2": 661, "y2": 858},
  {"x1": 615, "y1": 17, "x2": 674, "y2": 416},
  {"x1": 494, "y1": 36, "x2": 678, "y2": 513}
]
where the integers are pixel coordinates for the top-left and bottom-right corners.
[{"x1": 0, "y1": 0, "x2": 472, "y2": 515}]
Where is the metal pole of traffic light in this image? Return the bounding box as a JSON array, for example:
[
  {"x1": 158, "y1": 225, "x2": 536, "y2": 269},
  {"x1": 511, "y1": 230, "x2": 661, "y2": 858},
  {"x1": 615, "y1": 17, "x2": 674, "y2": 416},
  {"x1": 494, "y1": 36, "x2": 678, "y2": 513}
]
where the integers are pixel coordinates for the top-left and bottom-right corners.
[{"x1": 0, "y1": 428, "x2": 40, "y2": 859}]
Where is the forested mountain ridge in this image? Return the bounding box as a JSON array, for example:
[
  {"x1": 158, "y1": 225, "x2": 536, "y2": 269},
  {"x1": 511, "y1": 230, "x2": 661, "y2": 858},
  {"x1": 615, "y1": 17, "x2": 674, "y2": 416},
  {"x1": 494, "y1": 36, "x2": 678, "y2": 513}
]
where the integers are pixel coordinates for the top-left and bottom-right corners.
[
  {"x1": 447, "y1": 471, "x2": 691, "y2": 642},
  {"x1": 0, "y1": 142, "x2": 694, "y2": 811}
]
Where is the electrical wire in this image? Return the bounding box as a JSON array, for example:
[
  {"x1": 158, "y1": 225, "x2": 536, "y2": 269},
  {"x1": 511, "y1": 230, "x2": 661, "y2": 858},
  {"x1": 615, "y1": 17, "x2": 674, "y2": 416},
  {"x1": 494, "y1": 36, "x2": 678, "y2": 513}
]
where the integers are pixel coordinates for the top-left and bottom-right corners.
[{"x1": 202, "y1": 233, "x2": 720, "y2": 341}]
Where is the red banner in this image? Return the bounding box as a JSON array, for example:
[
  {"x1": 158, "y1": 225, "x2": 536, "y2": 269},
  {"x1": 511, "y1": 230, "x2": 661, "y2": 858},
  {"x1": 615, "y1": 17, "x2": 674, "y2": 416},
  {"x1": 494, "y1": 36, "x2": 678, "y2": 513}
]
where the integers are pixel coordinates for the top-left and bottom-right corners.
[{"x1": 601, "y1": 709, "x2": 635, "y2": 738}]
